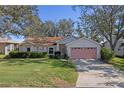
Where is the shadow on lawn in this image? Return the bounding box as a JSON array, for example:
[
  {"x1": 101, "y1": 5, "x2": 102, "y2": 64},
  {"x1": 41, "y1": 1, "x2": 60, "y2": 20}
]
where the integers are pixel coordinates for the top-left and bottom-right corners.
[
  {"x1": 0, "y1": 58, "x2": 48, "y2": 65},
  {"x1": 0, "y1": 58, "x2": 75, "y2": 68},
  {"x1": 50, "y1": 60, "x2": 75, "y2": 68}
]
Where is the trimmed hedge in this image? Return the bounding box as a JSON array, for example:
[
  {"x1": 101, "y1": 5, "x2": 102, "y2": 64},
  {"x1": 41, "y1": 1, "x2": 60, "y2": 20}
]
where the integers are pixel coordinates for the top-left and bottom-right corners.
[
  {"x1": 101, "y1": 47, "x2": 115, "y2": 62},
  {"x1": 9, "y1": 51, "x2": 47, "y2": 58}
]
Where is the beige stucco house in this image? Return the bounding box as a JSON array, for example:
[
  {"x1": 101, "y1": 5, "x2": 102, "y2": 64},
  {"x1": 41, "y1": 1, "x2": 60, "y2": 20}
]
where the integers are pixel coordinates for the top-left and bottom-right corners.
[
  {"x1": 65, "y1": 38, "x2": 101, "y2": 59},
  {"x1": 19, "y1": 36, "x2": 101, "y2": 59},
  {"x1": 19, "y1": 37, "x2": 63, "y2": 55},
  {"x1": 0, "y1": 38, "x2": 19, "y2": 55}
]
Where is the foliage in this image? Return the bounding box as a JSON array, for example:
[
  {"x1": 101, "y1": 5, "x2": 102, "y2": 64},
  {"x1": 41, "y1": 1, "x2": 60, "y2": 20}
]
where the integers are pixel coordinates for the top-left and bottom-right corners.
[
  {"x1": 9, "y1": 51, "x2": 47, "y2": 58},
  {"x1": 57, "y1": 19, "x2": 74, "y2": 37},
  {"x1": 74, "y1": 5, "x2": 124, "y2": 49},
  {"x1": 42, "y1": 20, "x2": 57, "y2": 37},
  {"x1": 54, "y1": 51, "x2": 61, "y2": 59},
  {"x1": 0, "y1": 54, "x2": 6, "y2": 59},
  {"x1": 0, "y1": 6, "x2": 43, "y2": 37},
  {"x1": 110, "y1": 57, "x2": 124, "y2": 70},
  {"x1": 42, "y1": 19, "x2": 74, "y2": 37},
  {"x1": 101, "y1": 47, "x2": 115, "y2": 62},
  {"x1": 0, "y1": 58, "x2": 77, "y2": 87},
  {"x1": 48, "y1": 55, "x2": 55, "y2": 59}
]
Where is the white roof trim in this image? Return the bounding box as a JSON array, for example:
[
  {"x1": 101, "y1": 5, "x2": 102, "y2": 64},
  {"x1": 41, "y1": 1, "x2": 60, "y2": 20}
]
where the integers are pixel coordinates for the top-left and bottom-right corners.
[{"x1": 66, "y1": 37, "x2": 101, "y2": 46}]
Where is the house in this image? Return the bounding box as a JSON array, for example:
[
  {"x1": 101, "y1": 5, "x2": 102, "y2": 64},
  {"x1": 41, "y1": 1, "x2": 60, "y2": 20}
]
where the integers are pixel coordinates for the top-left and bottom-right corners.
[
  {"x1": 19, "y1": 37, "x2": 63, "y2": 55},
  {"x1": 56, "y1": 36, "x2": 78, "y2": 56},
  {"x1": 104, "y1": 37, "x2": 124, "y2": 56},
  {"x1": 0, "y1": 37, "x2": 19, "y2": 55},
  {"x1": 58, "y1": 37, "x2": 101, "y2": 59},
  {"x1": 19, "y1": 36, "x2": 101, "y2": 59}
]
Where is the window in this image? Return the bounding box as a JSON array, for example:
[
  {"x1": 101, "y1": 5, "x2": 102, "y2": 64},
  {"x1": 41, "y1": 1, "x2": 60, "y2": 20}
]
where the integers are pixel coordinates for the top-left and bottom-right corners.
[
  {"x1": 27, "y1": 48, "x2": 30, "y2": 52},
  {"x1": 49, "y1": 48, "x2": 54, "y2": 54}
]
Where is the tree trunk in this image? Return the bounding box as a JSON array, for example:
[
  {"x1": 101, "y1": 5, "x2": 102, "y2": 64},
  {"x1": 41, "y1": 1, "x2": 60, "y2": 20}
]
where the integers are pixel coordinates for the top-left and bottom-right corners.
[
  {"x1": 109, "y1": 38, "x2": 119, "y2": 51},
  {"x1": 109, "y1": 43, "x2": 116, "y2": 51}
]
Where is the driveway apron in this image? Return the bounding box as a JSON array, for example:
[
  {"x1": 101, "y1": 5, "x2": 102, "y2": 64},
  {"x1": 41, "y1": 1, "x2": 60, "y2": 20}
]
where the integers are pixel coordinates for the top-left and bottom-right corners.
[{"x1": 73, "y1": 59, "x2": 124, "y2": 88}]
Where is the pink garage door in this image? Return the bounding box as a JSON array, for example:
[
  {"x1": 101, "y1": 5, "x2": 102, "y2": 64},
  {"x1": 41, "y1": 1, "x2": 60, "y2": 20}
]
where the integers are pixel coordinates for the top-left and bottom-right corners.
[{"x1": 71, "y1": 48, "x2": 97, "y2": 59}]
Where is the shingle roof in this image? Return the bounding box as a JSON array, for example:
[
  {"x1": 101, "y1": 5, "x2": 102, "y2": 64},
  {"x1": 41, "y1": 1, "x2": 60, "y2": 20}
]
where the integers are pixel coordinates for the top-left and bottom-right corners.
[
  {"x1": 21, "y1": 37, "x2": 64, "y2": 46},
  {"x1": 0, "y1": 38, "x2": 19, "y2": 44}
]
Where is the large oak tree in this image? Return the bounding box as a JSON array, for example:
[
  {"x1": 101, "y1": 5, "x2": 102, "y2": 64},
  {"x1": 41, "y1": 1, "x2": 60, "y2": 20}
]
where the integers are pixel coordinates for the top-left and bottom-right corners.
[
  {"x1": 75, "y1": 5, "x2": 124, "y2": 50},
  {"x1": 0, "y1": 6, "x2": 42, "y2": 37}
]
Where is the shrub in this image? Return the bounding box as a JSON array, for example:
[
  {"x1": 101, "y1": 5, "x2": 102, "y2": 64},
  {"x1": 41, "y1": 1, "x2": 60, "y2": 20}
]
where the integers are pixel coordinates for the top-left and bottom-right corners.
[
  {"x1": 101, "y1": 47, "x2": 115, "y2": 62},
  {"x1": 49, "y1": 55, "x2": 55, "y2": 58},
  {"x1": 54, "y1": 51, "x2": 61, "y2": 59},
  {"x1": 9, "y1": 51, "x2": 29, "y2": 58},
  {"x1": 48, "y1": 51, "x2": 61, "y2": 59},
  {"x1": 9, "y1": 51, "x2": 47, "y2": 58}
]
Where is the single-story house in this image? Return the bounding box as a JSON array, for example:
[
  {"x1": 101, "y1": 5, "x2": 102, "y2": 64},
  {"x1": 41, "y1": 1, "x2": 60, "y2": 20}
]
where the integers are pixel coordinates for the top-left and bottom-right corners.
[
  {"x1": 65, "y1": 37, "x2": 101, "y2": 59},
  {"x1": 0, "y1": 38, "x2": 19, "y2": 55},
  {"x1": 19, "y1": 36, "x2": 101, "y2": 59},
  {"x1": 104, "y1": 37, "x2": 124, "y2": 56},
  {"x1": 19, "y1": 37, "x2": 63, "y2": 55}
]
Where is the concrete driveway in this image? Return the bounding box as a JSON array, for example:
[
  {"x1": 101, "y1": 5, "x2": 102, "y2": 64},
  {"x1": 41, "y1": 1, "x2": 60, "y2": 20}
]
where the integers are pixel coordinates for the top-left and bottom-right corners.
[{"x1": 73, "y1": 59, "x2": 124, "y2": 88}]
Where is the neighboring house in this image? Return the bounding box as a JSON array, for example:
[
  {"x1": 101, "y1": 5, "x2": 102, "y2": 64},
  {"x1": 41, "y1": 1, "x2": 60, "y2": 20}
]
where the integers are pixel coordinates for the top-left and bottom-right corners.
[
  {"x1": 0, "y1": 38, "x2": 19, "y2": 55},
  {"x1": 19, "y1": 37, "x2": 63, "y2": 55},
  {"x1": 19, "y1": 36, "x2": 101, "y2": 59},
  {"x1": 104, "y1": 37, "x2": 124, "y2": 56}
]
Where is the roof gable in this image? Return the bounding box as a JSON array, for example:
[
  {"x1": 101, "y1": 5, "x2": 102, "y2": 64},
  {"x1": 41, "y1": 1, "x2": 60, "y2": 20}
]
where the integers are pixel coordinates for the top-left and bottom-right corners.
[
  {"x1": 56, "y1": 36, "x2": 78, "y2": 44},
  {"x1": 66, "y1": 37, "x2": 101, "y2": 46}
]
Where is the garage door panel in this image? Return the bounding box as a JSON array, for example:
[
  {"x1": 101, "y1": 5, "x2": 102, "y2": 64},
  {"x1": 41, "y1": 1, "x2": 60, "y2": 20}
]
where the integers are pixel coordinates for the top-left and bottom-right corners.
[{"x1": 71, "y1": 48, "x2": 97, "y2": 59}]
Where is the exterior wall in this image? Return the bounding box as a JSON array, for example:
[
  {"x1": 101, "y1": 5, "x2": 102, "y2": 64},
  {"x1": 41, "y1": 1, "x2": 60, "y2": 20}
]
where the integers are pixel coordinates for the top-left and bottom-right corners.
[
  {"x1": 5, "y1": 44, "x2": 15, "y2": 55},
  {"x1": 19, "y1": 44, "x2": 57, "y2": 56},
  {"x1": 19, "y1": 44, "x2": 48, "y2": 52},
  {"x1": 0, "y1": 43, "x2": 18, "y2": 55},
  {"x1": 48, "y1": 46, "x2": 57, "y2": 55},
  {"x1": 56, "y1": 36, "x2": 77, "y2": 55},
  {"x1": 105, "y1": 39, "x2": 124, "y2": 56},
  {"x1": 59, "y1": 44, "x2": 67, "y2": 56},
  {"x1": 0, "y1": 43, "x2": 5, "y2": 54},
  {"x1": 66, "y1": 38, "x2": 101, "y2": 59}
]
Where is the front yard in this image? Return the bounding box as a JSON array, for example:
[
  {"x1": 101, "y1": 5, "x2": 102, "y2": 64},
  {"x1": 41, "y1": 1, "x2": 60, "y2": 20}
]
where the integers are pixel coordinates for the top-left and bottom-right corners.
[
  {"x1": 0, "y1": 57, "x2": 77, "y2": 87},
  {"x1": 109, "y1": 57, "x2": 124, "y2": 70}
]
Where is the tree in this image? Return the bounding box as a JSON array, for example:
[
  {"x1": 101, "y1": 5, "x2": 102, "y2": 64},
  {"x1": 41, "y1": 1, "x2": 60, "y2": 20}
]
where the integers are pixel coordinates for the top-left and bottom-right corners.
[
  {"x1": 41, "y1": 19, "x2": 74, "y2": 37},
  {"x1": 57, "y1": 19, "x2": 74, "y2": 37},
  {"x1": 75, "y1": 5, "x2": 124, "y2": 50},
  {"x1": 0, "y1": 6, "x2": 42, "y2": 37},
  {"x1": 42, "y1": 20, "x2": 57, "y2": 37},
  {"x1": 74, "y1": 22, "x2": 84, "y2": 38}
]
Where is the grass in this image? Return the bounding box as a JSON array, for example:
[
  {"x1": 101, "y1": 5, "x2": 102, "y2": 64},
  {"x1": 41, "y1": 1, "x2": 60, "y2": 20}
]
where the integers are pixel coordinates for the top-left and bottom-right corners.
[
  {"x1": 0, "y1": 54, "x2": 5, "y2": 59},
  {"x1": 109, "y1": 57, "x2": 124, "y2": 70},
  {"x1": 0, "y1": 58, "x2": 77, "y2": 87}
]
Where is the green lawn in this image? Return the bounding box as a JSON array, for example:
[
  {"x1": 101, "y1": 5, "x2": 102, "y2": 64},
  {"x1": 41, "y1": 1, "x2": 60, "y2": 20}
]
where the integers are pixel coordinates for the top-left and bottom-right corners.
[
  {"x1": 0, "y1": 58, "x2": 77, "y2": 87},
  {"x1": 109, "y1": 57, "x2": 124, "y2": 70},
  {"x1": 0, "y1": 54, "x2": 5, "y2": 59}
]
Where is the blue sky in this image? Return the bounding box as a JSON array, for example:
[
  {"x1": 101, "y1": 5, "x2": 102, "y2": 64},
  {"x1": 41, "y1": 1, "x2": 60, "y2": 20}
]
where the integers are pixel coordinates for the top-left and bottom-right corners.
[
  {"x1": 12, "y1": 5, "x2": 80, "y2": 42},
  {"x1": 38, "y1": 5, "x2": 80, "y2": 22}
]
